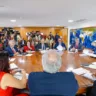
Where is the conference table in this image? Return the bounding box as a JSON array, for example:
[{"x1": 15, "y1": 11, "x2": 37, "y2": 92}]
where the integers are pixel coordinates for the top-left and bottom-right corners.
[{"x1": 11, "y1": 51, "x2": 96, "y2": 95}]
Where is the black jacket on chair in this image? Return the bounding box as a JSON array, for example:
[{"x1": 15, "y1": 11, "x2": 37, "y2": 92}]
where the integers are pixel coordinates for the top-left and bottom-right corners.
[
  {"x1": 35, "y1": 43, "x2": 49, "y2": 51},
  {"x1": 88, "y1": 81, "x2": 96, "y2": 96}
]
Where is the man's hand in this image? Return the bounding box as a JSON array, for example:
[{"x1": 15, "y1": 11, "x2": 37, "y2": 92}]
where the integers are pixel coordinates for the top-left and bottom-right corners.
[
  {"x1": 71, "y1": 47, "x2": 75, "y2": 52},
  {"x1": 14, "y1": 52, "x2": 19, "y2": 56}
]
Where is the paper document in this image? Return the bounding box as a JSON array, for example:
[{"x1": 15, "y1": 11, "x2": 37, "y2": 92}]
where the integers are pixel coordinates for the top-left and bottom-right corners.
[
  {"x1": 17, "y1": 54, "x2": 22, "y2": 56},
  {"x1": 57, "y1": 45, "x2": 63, "y2": 51},
  {"x1": 88, "y1": 65, "x2": 96, "y2": 69},
  {"x1": 40, "y1": 50, "x2": 47, "y2": 54},
  {"x1": 83, "y1": 49, "x2": 89, "y2": 54},
  {"x1": 10, "y1": 63, "x2": 18, "y2": 69},
  {"x1": 14, "y1": 72, "x2": 29, "y2": 80},
  {"x1": 92, "y1": 62, "x2": 96, "y2": 65},
  {"x1": 82, "y1": 72, "x2": 96, "y2": 81},
  {"x1": 25, "y1": 54, "x2": 32, "y2": 56},
  {"x1": 87, "y1": 53, "x2": 96, "y2": 58},
  {"x1": 83, "y1": 49, "x2": 96, "y2": 57},
  {"x1": 79, "y1": 54, "x2": 87, "y2": 57},
  {"x1": 68, "y1": 51, "x2": 74, "y2": 53},
  {"x1": 72, "y1": 67, "x2": 90, "y2": 75},
  {"x1": 9, "y1": 58, "x2": 16, "y2": 62}
]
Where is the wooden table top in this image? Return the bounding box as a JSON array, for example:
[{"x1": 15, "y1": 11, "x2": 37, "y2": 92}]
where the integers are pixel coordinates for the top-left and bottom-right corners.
[{"x1": 12, "y1": 51, "x2": 96, "y2": 94}]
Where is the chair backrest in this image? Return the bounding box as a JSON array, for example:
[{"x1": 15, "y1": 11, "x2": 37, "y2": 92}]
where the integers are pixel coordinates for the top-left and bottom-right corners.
[{"x1": 28, "y1": 72, "x2": 78, "y2": 96}]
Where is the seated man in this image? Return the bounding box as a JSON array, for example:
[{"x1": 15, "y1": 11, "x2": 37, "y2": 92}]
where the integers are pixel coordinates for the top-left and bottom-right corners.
[
  {"x1": 69, "y1": 38, "x2": 83, "y2": 52},
  {"x1": 5, "y1": 40, "x2": 19, "y2": 57},
  {"x1": 54, "y1": 38, "x2": 67, "y2": 51},
  {"x1": 28, "y1": 50, "x2": 78, "y2": 96},
  {"x1": 91, "y1": 40, "x2": 96, "y2": 54},
  {"x1": 19, "y1": 38, "x2": 27, "y2": 48},
  {"x1": 35, "y1": 38, "x2": 49, "y2": 51}
]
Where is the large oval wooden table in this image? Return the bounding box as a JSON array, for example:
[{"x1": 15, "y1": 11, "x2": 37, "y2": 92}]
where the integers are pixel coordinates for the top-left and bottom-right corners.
[{"x1": 12, "y1": 51, "x2": 96, "y2": 95}]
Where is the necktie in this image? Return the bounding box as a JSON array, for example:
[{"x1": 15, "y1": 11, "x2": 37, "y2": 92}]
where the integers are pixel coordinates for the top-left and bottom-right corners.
[
  {"x1": 42, "y1": 44, "x2": 45, "y2": 50},
  {"x1": 12, "y1": 48, "x2": 16, "y2": 53}
]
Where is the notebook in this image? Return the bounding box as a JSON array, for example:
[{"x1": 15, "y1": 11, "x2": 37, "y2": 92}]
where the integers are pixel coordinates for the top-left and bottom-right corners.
[{"x1": 10, "y1": 63, "x2": 18, "y2": 69}]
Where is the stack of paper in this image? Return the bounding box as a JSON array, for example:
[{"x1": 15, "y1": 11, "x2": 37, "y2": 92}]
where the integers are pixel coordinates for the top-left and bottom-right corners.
[
  {"x1": 83, "y1": 49, "x2": 89, "y2": 54},
  {"x1": 25, "y1": 54, "x2": 32, "y2": 56},
  {"x1": 82, "y1": 72, "x2": 96, "y2": 81},
  {"x1": 83, "y1": 49, "x2": 96, "y2": 57},
  {"x1": 87, "y1": 53, "x2": 96, "y2": 58},
  {"x1": 72, "y1": 67, "x2": 90, "y2": 75},
  {"x1": 68, "y1": 51, "x2": 74, "y2": 53},
  {"x1": 92, "y1": 62, "x2": 96, "y2": 65},
  {"x1": 10, "y1": 63, "x2": 18, "y2": 69},
  {"x1": 9, "y1": 58, "x2": 16, "y2": 62},
  {"x1": 17, "y1": 54, "x2": 23, "y2": 56},
  {"x1": 79, "y1": 54, "x2": 87, "y2": 57},
  {"x1": 88, "y1": 65, "x2": 96, "y2": 69},
  {"x1": 14, "y1": 72, "x2": 29, "y2": 80},
  {"x1": 40, "y1": 50, "x2": 47, "y2": 54},
  {"x1": 57, "y1": 45, "x2": 63, "y2": 51}
]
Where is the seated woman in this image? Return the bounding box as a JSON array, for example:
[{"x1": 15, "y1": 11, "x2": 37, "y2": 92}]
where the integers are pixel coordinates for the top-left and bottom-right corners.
[
  {"x1": 0, "y1": 51, "x2": 28, "y2": 96},
  {"x1": 69, "y1": 38, "x2": 83, "y2": 52},
  {"x1": 24, "y1": 40, "x2": 35, "y2": 52},
  {"x1": 30, "y1": 40, "x2": 35, "y2": 51},
  {"x1": 54, "y1": 38, "x2": 67, "y2": 51},
  {"x1": 0, "y1": 40, "x2": 3, "y2": 51}
]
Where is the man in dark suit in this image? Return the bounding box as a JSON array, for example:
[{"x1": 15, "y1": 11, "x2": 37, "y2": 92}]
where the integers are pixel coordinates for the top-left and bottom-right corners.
[
  {"x1": 69, "y1": 38, "x2": 83, "y2": 52},
  {"x1": 35, "y1": 38, "x2": 49, "y2": 51},
  {"x1": 55, "y1": 33, "x2": 60, "y2": 43},
  {"x1": 5, "y1": 40, "x2": 19, "y2": 57},
  {"x1": 19, "y1": 38, "x2": 27, "y2": 48},
  {"x1": 54, "y1": 38, "x2": 67, "y2": 51},
  {"x1": 28, "y1": 50, "x2": 78, "y2": 96},
  {"x1": 91, "y1": 40, "x2": 96, "y2": 54}
]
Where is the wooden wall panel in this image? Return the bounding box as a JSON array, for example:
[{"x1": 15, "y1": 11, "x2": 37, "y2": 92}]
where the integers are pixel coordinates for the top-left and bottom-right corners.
[{"x1": 54, "y1": 28, "x2": 68, "y2": 46}]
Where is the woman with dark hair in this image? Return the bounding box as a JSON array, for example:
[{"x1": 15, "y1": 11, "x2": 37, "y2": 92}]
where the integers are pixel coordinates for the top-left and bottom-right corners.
[
  {"x1": 23, "y1": 39, "x2": 35, "y2": 52},
  {"x1": 0, "y1": 51, "x2": 28, "y2": 96}
]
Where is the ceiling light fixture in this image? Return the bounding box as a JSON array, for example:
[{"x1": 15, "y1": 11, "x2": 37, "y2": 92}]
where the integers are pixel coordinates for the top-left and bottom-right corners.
[
  {"x1": 18, "y1": 25, "x2": 22, "y2": 27},
  {"x1": 10, "y1": 19, "x2": 16, "y2": 23},
  {"x1": 56, "y1": 25, "x2": 60, "y2": 27},
  {"x1": 68, "y1": 20, "x2": 74, "y2": 23}
]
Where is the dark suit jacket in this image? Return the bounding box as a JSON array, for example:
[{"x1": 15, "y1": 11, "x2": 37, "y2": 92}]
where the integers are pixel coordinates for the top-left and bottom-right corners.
[
  {"x1": 28, "y1": 72, "x2": 79, "y2": 96},
  {"x1": 89, "y1": 81, "x2": 96, "y2": 96},
  {"x1": 55, "y1": 35, "x2": 60, "y2": 43},
  {"x1": 69, "y1": 43, "x2": 83, "y2": 51},
  {"x1": 19, "y1": 40, "x2": 27, "y2": 48},
  {"x1": 5, "y1": 46, "x2": 19, "y2": 57},
  {"x1": 91, "y1": 46, "x2": 96, "y2": 54},
  {"x1": 54, "y1": 42, "x2": 67, "y2": 50},
  {"x1": 35, "y1": 43, "x2": 49, "y2": 51}
]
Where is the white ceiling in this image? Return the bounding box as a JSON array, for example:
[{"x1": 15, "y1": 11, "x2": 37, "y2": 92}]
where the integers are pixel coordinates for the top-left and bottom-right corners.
[{"x1": 0, "y1": 0, "x2": 96, "y2": 27}]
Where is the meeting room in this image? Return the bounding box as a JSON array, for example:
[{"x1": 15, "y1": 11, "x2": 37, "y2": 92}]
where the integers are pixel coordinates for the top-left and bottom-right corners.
[{"x1": 0, "y1": 0, "x2": 96, "y2": 96}]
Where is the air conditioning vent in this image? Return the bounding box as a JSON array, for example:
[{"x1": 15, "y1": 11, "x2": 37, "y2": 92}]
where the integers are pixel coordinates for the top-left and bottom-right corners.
[
  {"x1": 75, "y1": 19, "x2": 87, "y2": 23},
  {"x1": 0, "y1": 5, "x2": 5, "y2": 8}
]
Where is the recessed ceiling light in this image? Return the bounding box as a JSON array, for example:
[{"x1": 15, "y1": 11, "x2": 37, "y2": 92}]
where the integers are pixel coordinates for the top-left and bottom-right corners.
[
  {"x1": 68, "y1": 20, "x2": 74, "y2": 23},
  {"x1": 18, "y1": 25, "x2": 22, "y2": 27},
  {"x1": 10, "y1": 19, "x2": 16, "y2": 22},
  {"x1": 56, "y1": 25, "x2": 60, "y2": 26}
]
